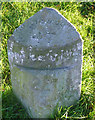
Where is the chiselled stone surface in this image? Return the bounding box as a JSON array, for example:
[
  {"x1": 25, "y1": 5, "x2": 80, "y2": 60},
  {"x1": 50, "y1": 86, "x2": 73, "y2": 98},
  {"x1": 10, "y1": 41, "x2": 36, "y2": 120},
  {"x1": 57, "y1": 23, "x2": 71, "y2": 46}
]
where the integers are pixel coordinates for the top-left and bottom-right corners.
[{"x1": 7, "y1": 8, "x2": 83, "y2": 118}]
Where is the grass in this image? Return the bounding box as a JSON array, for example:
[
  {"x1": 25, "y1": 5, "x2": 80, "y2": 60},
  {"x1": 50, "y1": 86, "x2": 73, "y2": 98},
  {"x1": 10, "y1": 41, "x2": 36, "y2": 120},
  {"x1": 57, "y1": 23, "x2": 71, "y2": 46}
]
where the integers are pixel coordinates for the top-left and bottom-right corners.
[{"x1": 1, "y1": 2, "x2": 95, "y2": 119}]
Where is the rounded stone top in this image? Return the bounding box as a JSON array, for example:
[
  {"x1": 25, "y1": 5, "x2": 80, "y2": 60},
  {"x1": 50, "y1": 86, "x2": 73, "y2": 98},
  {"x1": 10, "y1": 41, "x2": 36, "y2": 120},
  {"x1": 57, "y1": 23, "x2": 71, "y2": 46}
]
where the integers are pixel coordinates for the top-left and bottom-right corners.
[
  {"x1": 8, "y1": 8, "x2": 82, "y2": 69},
  {"x1": 12, "y1": 7, "x2": 81, "y2": 48}
]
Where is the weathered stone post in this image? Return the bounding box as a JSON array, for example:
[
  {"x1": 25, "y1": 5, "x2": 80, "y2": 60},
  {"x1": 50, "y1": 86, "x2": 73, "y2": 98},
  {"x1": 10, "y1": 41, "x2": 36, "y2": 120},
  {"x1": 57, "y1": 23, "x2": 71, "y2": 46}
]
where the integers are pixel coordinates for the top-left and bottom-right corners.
[{"x1": 7, "y1": 8, "x2": 83, "y2": 118}]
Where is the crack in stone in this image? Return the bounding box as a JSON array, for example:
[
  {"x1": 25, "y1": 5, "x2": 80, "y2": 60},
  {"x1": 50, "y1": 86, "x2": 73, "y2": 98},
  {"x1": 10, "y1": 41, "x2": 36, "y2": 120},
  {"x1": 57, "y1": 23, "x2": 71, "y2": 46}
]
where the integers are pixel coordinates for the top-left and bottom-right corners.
[{"x1": 15, "y1": 63, "x2": 78, "y2": 71}]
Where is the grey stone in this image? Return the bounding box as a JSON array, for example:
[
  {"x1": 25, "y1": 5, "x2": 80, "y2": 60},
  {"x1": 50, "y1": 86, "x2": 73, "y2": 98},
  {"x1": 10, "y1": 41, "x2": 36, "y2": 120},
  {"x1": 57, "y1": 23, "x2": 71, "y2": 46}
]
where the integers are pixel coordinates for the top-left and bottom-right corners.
[{"x1": 7, "y1": 8, "x2": 83, "y2": 118}]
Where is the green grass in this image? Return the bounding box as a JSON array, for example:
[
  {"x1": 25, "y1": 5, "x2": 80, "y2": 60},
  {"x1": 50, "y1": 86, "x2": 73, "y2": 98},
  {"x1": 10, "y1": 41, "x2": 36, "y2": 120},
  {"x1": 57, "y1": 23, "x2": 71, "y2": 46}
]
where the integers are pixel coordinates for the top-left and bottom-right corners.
[{"x1": 1, "y1": 2, "x2": 95, "y2": 119}]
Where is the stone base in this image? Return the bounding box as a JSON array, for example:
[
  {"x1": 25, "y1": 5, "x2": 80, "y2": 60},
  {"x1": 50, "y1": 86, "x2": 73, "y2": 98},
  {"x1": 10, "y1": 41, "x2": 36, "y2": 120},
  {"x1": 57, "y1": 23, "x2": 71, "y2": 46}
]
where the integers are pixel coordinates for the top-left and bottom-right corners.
[{"x1": 11, "y1": 64, "x2": 81, "y2": 118}]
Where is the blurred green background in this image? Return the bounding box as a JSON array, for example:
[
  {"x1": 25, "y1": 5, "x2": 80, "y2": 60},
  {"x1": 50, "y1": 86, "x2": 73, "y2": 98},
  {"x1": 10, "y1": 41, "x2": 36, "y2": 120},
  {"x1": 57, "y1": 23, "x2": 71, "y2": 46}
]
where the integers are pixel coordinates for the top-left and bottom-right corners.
[{"x1": 1, "y1": 2, "x2": 95, "y2": 119}]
